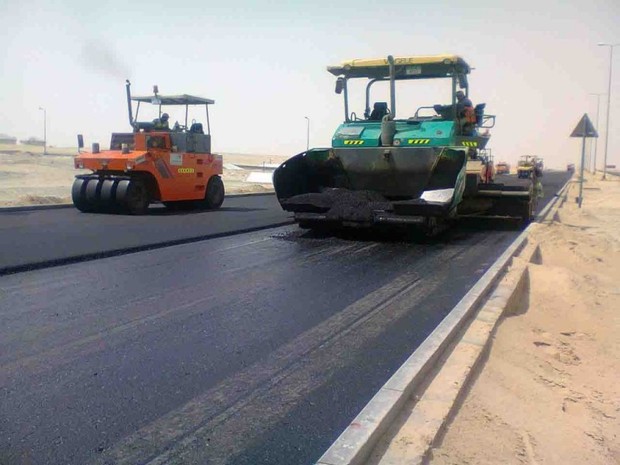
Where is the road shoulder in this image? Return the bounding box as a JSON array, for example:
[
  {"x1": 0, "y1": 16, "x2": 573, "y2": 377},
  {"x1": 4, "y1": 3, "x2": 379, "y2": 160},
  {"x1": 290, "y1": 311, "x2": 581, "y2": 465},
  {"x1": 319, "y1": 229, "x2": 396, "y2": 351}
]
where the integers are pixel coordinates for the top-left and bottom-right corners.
[{"x1": 431, "y1": 174, "x2": 620, "y2": 465}]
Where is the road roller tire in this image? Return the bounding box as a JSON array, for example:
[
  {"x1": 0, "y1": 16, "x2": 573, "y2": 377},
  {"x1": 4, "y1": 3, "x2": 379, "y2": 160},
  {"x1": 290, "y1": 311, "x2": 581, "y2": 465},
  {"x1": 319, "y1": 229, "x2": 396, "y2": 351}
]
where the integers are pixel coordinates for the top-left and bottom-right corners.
[
  {"x1": 201, "y1": 176, "x2": 225, "y2": 210},
  {"x1": 99, "y1": 179, "x2": 118, "y2": 211},
  {"x1": 71, "y1": 178, "x2": 95, "y2": 213},
  {"x1": 84, "y1": 178, "x2": 102, "y2": 207},
  {"x1": 122, "y1": 179, "x2": 150, "y2": 215}
]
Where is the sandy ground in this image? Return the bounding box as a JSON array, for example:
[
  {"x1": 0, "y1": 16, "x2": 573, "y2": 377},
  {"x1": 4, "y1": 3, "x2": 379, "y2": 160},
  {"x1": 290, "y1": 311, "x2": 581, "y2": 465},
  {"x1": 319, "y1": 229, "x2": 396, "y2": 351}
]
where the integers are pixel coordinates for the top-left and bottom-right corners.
[
  {"x1": 431, "y1": 174, "x2": 620, "y2": 465},
  {"x1": 0, "y1": 145, "x2": 289, "y2": 206}
]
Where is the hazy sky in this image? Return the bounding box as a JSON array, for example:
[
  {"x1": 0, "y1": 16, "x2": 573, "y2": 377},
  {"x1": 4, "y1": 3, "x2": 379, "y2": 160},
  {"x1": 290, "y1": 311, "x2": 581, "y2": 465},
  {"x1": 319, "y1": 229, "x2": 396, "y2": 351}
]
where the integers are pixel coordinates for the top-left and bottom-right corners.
[{"x1": 1, "y1": 0, "x2": 619, "y2": 168}]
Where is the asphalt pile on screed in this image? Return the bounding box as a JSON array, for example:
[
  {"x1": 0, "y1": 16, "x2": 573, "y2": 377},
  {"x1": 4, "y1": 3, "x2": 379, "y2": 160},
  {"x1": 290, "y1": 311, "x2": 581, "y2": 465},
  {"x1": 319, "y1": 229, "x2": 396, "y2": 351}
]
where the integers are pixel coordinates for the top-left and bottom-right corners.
[{"x1": 288, "y1": 188, "x2": 392, "y2": 222}]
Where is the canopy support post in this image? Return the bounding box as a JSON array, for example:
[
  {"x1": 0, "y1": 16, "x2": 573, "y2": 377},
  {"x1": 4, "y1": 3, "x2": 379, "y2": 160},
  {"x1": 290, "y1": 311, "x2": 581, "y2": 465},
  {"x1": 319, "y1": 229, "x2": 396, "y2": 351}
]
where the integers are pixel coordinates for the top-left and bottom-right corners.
[{"x1": 206, "y1": 104, "x2": 211, "y2": 135}]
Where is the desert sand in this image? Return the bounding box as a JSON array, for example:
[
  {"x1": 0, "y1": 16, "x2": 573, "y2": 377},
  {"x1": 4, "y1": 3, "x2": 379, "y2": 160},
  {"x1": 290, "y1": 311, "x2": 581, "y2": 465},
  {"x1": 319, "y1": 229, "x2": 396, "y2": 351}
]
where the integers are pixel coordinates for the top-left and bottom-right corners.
[
  {"x1": 0, "y1": 145, "x2": 289, "y2": 207},
  {"x1": 431, "y1": 173, "x2": 620, "y2": 464}
]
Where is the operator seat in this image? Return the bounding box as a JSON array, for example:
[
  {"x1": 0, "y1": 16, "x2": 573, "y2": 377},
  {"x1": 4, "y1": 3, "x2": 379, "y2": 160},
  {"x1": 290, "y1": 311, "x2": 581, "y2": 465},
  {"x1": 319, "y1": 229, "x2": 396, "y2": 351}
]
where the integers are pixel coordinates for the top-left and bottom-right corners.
[
  {"x1": 368, "y1": 102, "x2": 389, "y2": 121},
  {"x1": 190, "y1": 123, "x2": 204, "y2": 134}
]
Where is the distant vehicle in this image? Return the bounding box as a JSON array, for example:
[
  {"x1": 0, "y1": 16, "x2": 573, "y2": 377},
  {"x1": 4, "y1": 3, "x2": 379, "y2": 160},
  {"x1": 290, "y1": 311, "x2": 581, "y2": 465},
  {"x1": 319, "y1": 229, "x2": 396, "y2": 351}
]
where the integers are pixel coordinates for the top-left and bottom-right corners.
[
  {"x1": 495, "y1": 161, "x2": 510, "y2": 175},
  {"x1": 567, "y1": 163, "x2": 575, "y2": 173},
  {"x1": 517, "y1": 155, "x2": 543, "y2": 179}
]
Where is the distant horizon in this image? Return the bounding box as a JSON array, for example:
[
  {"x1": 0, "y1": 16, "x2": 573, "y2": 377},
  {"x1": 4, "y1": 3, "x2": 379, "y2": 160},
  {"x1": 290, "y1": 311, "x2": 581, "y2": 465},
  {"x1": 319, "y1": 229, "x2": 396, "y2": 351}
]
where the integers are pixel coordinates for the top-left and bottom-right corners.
[{"x1": 0, "y1": 143, "x2": 587, "y2": 170}]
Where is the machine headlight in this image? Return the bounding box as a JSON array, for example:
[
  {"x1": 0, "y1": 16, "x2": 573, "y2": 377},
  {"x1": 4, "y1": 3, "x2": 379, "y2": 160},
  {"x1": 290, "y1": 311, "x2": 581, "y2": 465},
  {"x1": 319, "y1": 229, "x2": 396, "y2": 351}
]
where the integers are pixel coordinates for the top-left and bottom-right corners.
[
  {"x1": 393, "y1": 139, "x2": 401, "y2": 146},
  {"x1": 75, "y1": 160, "x2": 84, "y2": 169}
]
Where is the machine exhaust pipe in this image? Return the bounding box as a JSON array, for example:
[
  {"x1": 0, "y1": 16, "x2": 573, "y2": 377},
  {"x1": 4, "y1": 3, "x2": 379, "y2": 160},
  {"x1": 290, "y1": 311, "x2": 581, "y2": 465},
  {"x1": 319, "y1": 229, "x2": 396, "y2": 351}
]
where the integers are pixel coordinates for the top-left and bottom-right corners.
[{"x1": 125, "y1": 79, "x2": 134, "y2": 128}]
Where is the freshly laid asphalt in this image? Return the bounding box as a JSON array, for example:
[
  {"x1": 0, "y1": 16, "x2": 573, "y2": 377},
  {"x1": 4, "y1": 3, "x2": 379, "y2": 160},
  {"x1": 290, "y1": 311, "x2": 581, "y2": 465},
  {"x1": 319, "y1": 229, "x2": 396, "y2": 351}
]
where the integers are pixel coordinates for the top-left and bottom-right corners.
[
  {"x1": 0, "y1": 194, "x2": 292, "y2": 274},
  {"x1": 0, "y1": 172, "x2": 569, "y2": 465}
]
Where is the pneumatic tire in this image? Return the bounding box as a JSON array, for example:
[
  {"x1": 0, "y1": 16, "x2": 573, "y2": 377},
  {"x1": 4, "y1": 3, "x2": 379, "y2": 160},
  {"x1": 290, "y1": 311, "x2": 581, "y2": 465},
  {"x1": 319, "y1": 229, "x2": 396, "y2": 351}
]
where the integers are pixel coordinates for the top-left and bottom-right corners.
[
  {"x1": 72, "y1": 178, "x2": 94, "y2": 213},
  {"x1": 123, "y1": 179, "x2": 150, "y2": 215},
  {"x1": 202, "y1": 176, "x2": 225, "y2": 210}
]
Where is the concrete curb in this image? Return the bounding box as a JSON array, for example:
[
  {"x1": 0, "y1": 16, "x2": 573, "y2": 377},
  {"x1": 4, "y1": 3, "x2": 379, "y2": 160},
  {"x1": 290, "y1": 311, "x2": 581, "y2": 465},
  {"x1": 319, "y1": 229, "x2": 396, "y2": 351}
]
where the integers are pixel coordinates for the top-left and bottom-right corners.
[
  {"x1": 536, "y1": 177, "x2": 572, "y2": 222},
  {"x1": 365, "y1": 247, "x2": 535, "y2": 465},
  {"x1": 316, "y1": 178, "x2": 573, "y2": 465},
  {"x1": 0, "y1": 192, "x2": 276, "y2": 213}
]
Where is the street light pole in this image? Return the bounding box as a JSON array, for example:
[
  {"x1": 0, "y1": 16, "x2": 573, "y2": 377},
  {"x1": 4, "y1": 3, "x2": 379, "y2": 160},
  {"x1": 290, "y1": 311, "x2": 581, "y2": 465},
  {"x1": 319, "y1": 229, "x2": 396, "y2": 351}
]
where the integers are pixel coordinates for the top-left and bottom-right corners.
[
  {"x1": 38, "y1": 107, "x2": 47, "y2": 155},
  {"x1": 598, "y1": 42, "x2": 619, "y2": 180},
  {"x1": 304, "y1": 116, "x2": 310, "y2": 151},
  {"x1": 589, "y1": 93, "x2": 604, "y2": 173}
]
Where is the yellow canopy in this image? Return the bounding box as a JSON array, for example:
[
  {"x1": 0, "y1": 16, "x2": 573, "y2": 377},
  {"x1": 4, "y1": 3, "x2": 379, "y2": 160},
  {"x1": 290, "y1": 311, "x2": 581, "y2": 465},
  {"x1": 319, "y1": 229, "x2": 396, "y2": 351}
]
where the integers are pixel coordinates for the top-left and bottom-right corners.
[{"x1": 327, "y1": 54, "x2": 470, "y2": 79}]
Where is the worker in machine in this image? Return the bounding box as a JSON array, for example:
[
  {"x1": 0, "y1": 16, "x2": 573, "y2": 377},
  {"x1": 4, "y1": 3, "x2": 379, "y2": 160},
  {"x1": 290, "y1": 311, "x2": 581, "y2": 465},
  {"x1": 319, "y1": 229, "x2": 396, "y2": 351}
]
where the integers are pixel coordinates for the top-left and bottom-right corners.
[
  {"x1": 152, "y1": 113, "x2": 170, "y2": 130},
  {"x1": 455, "y1": 90, "x2": 472, "y2": 113},
  {"x1": 456, "y1": 90, "x2": 476, "y2": 135}
]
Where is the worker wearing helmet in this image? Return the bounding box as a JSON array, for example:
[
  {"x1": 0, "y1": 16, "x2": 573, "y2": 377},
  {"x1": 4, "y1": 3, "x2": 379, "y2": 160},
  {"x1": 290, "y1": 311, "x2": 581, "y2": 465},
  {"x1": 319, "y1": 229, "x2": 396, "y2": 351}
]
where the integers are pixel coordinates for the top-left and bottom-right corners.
[
  {"x1": 153, "y1": 113, "x2": 170, "y2": 130},
  {"x1": 456, "y1": 91, "x2": 472, "y2": 111}
]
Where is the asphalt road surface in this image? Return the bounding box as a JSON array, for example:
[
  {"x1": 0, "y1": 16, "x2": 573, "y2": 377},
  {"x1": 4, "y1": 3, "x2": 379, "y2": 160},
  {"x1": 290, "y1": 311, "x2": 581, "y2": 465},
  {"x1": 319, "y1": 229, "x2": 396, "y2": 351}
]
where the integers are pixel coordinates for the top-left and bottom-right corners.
[
  {"x1": 0, "y1": 171, "x2": 569, "y2": 465},
  {"x1": 0, "y1": 194, "x2": 292, "y2": 274}
]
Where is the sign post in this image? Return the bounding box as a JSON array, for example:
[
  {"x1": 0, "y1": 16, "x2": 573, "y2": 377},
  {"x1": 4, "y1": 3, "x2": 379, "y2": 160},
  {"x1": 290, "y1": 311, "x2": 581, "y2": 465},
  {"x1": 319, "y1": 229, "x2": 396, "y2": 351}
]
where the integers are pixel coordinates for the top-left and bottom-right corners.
[{"x1": 570, "y1": 113, "x2": 599, "y2": 208}]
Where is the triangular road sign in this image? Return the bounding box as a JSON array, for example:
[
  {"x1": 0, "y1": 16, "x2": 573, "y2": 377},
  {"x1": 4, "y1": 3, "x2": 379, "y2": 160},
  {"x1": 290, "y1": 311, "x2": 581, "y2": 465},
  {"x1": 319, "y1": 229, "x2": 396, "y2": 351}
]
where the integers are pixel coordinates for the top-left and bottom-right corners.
[{"x1": 570, "y1": 113, "x2": 598, "y2": 137}]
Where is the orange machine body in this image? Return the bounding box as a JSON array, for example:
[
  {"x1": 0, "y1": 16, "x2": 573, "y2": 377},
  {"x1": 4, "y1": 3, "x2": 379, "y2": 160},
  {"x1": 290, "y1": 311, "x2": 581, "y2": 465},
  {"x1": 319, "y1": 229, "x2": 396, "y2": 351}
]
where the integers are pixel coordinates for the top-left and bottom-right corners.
[
  {"x1": 72, "y1": 83, "x2": 225, "y2": 214},
  {"x1": 74, "y1": 131, "x2": 223, "y2": 202}
]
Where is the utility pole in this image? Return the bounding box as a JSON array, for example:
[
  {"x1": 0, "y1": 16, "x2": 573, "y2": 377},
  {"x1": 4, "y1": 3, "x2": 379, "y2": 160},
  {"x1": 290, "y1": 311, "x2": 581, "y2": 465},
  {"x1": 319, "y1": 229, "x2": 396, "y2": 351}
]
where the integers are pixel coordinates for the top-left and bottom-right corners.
[
  {"x1": 39, "y1": 107, "x2": 47, "y2": 155},
  {"x1": 598, "y1": 42, "x2": 619, "y2": 180},
  {"x1": 304, "y1": 116, "x2": 310, "y2": 151},
  {"x1": 589, "y1": 93, "x2": 604, "y2": 173}
]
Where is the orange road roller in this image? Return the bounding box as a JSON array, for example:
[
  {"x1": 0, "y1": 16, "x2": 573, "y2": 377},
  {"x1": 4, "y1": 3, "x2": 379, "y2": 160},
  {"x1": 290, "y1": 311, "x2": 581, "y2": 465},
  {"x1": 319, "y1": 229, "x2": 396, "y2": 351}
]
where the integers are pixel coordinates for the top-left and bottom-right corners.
[{"x1": 72, "y1": 81, "x2": 224, "y2": 214}]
